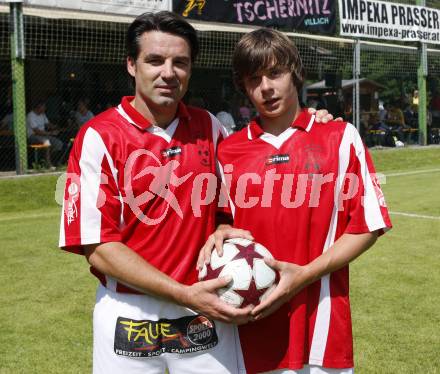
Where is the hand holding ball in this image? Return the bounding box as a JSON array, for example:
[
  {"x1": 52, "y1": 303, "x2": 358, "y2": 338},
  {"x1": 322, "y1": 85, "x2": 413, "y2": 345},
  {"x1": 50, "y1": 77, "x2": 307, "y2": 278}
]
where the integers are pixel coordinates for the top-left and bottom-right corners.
[{"x1": 199, "y1": 238, "x2": 279, "y2": 308}]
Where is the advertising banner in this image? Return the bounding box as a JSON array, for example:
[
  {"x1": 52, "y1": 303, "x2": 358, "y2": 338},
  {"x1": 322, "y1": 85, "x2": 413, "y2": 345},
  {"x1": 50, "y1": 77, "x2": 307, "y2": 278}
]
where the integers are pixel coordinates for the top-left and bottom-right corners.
[
  {"x1": 173, "y1": 0, "x2": 336, "y2": 35},
  {"x1": 339, "y1": 0, "x2": 440, "y2": 44},
  {"x1": 22, "y1": 0, "x2": 171, "y2": 16}
]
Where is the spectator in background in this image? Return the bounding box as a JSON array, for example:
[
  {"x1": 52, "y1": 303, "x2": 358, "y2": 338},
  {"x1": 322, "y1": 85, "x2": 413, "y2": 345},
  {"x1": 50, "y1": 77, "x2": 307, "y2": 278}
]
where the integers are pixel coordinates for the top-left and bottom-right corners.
[
  {"x1": 387, "y1": 101, "x2": 406, "y2": 142},
  {"x1": 404, "y1": 104, "x2": 418, "y2": 128},
  {"x1": 216, "y1": 101, "x2": 236, "y2": 134},
  {"x1": 368, "y1": 105, "x2": 394, "y2": 147},
  {"x1": 378, "y1": 101, "x2": 388, "y2": 122},
  {"x1": 412, "y1": 90, "x2": 419, "y2": 107},
  {"x1": 74, "y1": 98, "x2": 94, "y2": 127},
  {"x1": 27, "y1": 101, "x2": 64, "y2": 168}
]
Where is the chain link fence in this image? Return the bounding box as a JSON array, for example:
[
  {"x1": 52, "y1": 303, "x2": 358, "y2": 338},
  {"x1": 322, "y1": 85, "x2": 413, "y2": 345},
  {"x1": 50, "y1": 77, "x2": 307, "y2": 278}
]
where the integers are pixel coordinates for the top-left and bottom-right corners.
[{"x1": 0, "y1": 2, "x2": 439, "y2": 173}]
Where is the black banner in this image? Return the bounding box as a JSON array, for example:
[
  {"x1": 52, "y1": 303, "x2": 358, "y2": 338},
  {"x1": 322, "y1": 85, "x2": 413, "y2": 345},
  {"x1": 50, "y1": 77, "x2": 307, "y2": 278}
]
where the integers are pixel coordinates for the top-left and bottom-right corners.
[
  {"x1": 173, "y1": 0, "x2": 336, "y2": 35},
  {"x1": 114, "y1": 315, "x2": 218, "y2": 358}
]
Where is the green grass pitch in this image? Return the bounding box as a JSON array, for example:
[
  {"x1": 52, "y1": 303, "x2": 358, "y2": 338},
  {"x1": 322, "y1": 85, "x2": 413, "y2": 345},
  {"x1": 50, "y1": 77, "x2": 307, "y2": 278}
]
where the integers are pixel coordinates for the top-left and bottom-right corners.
[{"x1": 0, "y1": 147, "x2": 439, "y2": 373}]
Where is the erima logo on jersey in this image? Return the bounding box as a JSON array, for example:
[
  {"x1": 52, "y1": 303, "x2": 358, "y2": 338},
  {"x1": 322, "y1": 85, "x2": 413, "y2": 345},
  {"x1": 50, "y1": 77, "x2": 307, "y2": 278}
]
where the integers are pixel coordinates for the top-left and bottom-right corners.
[
  {"x1": 162, "y1": 146, "x2": 182, "y2": 158},
  {"x1": 266, "y1": 154, "x2": 290, "y2": 165}
]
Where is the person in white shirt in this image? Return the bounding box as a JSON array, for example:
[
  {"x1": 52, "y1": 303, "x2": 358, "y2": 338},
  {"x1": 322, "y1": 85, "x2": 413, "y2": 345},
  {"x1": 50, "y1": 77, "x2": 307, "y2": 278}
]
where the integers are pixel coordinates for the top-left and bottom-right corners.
[
  {"x1": 27, "y1": 101, "x2": 63, "y2": 167},
  {"x1": 74, "y1": 98, "x2": 94, "y2": 128},
  {"x1": 216, "y1": 101, "x2": 236, "y2": 135}
]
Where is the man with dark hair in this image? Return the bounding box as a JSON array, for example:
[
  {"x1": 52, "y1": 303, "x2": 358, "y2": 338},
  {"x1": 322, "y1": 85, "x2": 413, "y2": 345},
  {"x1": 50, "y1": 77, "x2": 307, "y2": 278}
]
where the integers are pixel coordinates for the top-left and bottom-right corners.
[
  {"x1": 232, "y1": 29, "x2": 305, "y2": 95},
  {"x1": 200, "y1": 28, "x2": 391, "y2": 374},
  {"x1": 60, "y1": 11, "x2": 256, "y2": 374},
  {"x1": 60, "y1": 12, "x2": 336, "y2": 374},
  {"x1": 126, "y1": 11, "x2": 199, "y2": 63}
]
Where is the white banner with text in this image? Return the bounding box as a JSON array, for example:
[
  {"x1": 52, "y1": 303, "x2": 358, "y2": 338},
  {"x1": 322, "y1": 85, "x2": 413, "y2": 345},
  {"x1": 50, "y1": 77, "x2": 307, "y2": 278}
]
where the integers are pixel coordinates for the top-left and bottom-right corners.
[{"x1": 339, "y1": 0, "x2": 440, "y2": 44}]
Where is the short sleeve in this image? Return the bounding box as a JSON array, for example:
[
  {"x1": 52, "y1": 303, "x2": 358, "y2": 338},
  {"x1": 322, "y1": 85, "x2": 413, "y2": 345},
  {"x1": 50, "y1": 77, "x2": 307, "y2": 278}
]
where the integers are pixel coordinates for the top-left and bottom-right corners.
[
  {"x1": 342, "y1": 125, "x2": 392, "y2": 235},
  {"x1": 27, "y1": 113, "x2": 38, "y2": 130},
  {"x1": 59, "y1": 126, "x2": 123, "y2": 254}
]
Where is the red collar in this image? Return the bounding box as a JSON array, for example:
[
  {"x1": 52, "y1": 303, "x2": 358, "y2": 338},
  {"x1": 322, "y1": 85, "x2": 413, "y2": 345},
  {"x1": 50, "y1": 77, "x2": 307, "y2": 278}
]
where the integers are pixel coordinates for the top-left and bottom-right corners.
[
  {"x1": 119, "y1": 96, "x2": 190, "y2": 130},
  {"x1": 247, "y1": 108, "x2": 314, "y2": 140}
]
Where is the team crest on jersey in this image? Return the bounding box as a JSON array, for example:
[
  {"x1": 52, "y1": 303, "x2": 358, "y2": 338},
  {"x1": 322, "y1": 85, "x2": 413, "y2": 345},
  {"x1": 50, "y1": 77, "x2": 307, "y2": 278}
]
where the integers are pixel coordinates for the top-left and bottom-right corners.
[
  {"x1": 197, "y1": 142, "x2": 211, "y2": 166},
  {"x1": 114, "y1": 315, "x2": 218, "y2": 358},
  {"x1": 162, "y1": 146, "x2": 182, "y2": 158},
  {"x1": 303, "y1": 145, "x2": 324, "y2": 178},
  {"x1": 266, "y1": 154, "x2": 290, "y2": 165}
]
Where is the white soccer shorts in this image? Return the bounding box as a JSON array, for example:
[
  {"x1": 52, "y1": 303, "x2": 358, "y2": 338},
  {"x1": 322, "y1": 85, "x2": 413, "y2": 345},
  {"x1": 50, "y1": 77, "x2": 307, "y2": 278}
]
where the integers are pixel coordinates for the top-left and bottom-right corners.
[{"x1": 93, "y1": 284, "x2": 245, "y2": 374}]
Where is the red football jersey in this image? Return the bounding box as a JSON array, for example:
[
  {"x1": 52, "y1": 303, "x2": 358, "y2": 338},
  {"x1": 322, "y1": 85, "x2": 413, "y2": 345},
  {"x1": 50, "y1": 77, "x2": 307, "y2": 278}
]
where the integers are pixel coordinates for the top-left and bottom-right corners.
[
  {"x1": 217, "y1": 109, "x2": 392, "y2": 373},
  {"x1": 59, "y1": 96, "x2": 227, "y2": 292}
]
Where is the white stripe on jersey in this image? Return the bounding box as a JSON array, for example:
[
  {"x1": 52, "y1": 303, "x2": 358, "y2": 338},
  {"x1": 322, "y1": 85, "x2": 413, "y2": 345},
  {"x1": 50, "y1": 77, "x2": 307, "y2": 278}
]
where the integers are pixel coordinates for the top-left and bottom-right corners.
[
  {"x1": 308, "y1": 258, "x2": 332, "y2": 365},
  {"x1": 79, "y1": 128, "x2": 119, "y2": 245},
  {"x1": 310, "y1": 124, "x2": 389, "y2": 364},
  {"x1": 209, "y1": 111, "x2": 229, "y2": 150},
  {"x1": 305, "y1": 114, "x2": 316, "y2": 132},
  {"x1": 59, "y1": 197, "x2": 66, "y2": 247},
  {"x1": 210, "y1": 111, "x2": 230, "y2": 183},
  {"x1": 218, "y1": 161, "x2": 236, "y2": 218},
  {"x1": 309, "y1": 124, "x2": 353, "y2": 365},
  {"x1": 350, "y1": 125, "x2": 387, "y2": 231}
]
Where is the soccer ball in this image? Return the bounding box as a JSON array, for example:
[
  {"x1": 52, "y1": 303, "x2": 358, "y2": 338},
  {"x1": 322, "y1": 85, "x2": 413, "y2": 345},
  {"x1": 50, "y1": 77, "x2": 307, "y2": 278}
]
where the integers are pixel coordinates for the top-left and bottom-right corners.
[{"x1": 198, "y1": 238, "x2": 279, "y2": 308}]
